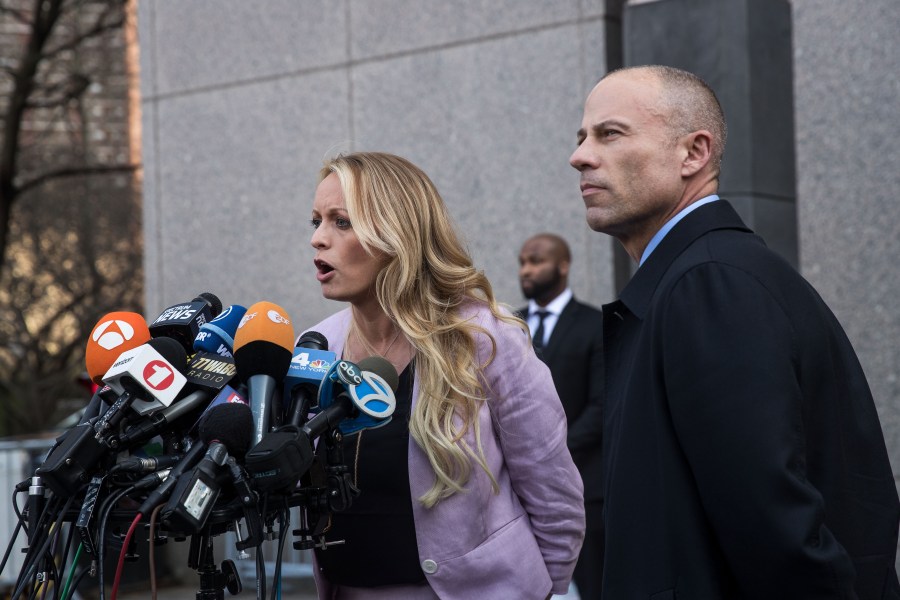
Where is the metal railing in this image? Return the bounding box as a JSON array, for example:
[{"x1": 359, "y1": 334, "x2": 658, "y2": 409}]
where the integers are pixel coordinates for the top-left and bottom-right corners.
[{"x1": 0, "y1": 438, "x2": 57, "y2": 589}]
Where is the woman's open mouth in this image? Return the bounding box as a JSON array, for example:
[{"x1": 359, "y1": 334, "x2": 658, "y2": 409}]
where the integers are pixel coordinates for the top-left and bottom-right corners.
[{"x1": 314, "y1": 258, "x2": 335, "y2": 282}]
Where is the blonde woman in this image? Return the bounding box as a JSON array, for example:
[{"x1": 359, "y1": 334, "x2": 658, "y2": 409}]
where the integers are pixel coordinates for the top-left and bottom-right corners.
[{"x1": 305, "y1": 152, "x2": 584, "y2": 600}]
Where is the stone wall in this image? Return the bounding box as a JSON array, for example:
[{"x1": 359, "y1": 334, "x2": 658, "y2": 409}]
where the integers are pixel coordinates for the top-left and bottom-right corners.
[{"x1": 138, "y1": 0, "x2": 616, "y2": 327}]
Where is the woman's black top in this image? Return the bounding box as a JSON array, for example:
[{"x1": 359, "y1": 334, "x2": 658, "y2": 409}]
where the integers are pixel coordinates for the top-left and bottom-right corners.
[{"x1": 315, "y1": 362, "x2": 425, "y2": 587}]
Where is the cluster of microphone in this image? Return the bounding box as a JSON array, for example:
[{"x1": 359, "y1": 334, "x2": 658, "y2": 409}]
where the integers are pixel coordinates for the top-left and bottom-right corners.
[{"x1": 4, "y1": 293, "x2": 397, "y2": 600}]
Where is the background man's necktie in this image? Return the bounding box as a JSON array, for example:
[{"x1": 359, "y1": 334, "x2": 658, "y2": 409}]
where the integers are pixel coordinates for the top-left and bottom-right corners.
[{"x1": 533, "y1": 310, "x2": 549, "y2": 351}]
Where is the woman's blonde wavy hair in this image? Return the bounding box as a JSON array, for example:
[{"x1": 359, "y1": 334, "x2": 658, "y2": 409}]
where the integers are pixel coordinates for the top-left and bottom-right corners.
[{"x1": 319, "y1": 151, "x2": 522, "y2": 508}]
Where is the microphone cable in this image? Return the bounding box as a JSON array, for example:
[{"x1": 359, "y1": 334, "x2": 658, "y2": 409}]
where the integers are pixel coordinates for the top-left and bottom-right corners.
[
  {"x1": 39, "y1": 516, "x2": 75, "y2": 600},
  {"x1": 58, "y1": 542, "x2": 84, "y2": 600},
  {"x1": 10, "y1": 495, "x2": 73, "y2": 600},
  {"x1": 53, "y1": 511, "x2": 81, "y2": 600},
  {"x1": 269, "y1": 504, "x2": 290, "y2": 600},
  {"x1": 109, "y1": 513, "x2": 142, "y2": 600},
  {"x1": 97, "y1": 484, "x2": 137, "y2": 600},
  {"x1": 0, "y1": 519, "x2": 23, "y2": 585},
  {"x1": 61, "y1": 565, "x2": 92, "y2": 600},
  {"x1": 37, "y1": 533, "x2": 62, "y2": 600},
  {"x1": 11, "y1": 493, "x2": 62, "y2": 600},
  {"x1": 148, "y1": 503, "x2": 165, "y2": 600},
  {"x1": 255, "y1": 494, "x2": 270, "y2": 600},
  {"x1": 0, "y1": 487, "x2": 26, "y2": 585}
]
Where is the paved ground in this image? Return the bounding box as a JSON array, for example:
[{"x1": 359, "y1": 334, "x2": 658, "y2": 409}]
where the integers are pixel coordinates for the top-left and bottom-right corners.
[
  {"x1": 111, "y1": 581, "x2": 583, "y2": 599},
  {"x1": 100, "y1": 579, "x2": 318, "y2": 599}
]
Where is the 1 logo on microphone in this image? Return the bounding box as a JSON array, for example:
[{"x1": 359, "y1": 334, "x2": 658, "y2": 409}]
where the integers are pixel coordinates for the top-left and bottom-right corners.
[{"x1": 142, "y1": 360, "x2": 177, "y2": 390}]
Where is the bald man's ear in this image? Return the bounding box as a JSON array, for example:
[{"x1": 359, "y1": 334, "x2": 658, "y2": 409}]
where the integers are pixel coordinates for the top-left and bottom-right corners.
[
  {"x1": 681, "y1": 130, "x2": 713, "y2": 177},
  {"x1": 559, "y1": 260, "x2": 571, "y2": 278}
]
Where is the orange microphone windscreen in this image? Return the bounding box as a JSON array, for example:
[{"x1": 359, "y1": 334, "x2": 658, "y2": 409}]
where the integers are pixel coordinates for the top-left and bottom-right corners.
[
  {"x1": 232, "y1": 302, "x2": 295, "y2": 381},
  {"x1": 85, "y1": 311, "x2": 151, "y2": 383}
]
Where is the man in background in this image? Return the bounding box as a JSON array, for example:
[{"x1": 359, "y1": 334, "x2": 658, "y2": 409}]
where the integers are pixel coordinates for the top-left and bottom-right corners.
[{"x1": 518, "y1": 233, "x2": 604, "y2": 599}]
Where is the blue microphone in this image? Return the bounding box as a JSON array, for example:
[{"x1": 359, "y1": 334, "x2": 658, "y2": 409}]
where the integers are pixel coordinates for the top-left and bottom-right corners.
[
  {"x1": 285, "y1": 331, "x2": 336, "y2": 427},
  {"x1": 307, "y1": 356, "x2": 397, "y2": 437},
  {"x1": 193, "y1": 304, "x2": 247, "y2": 358}
]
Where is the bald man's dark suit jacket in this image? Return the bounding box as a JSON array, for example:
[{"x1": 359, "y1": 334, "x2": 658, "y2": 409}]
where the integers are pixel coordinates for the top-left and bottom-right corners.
[{"x1": 600, "y1": 200, "x2": 899, "y2": 599}]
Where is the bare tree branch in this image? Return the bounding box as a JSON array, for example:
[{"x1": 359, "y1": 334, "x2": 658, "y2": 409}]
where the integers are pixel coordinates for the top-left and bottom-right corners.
[
  {"x1": 17, "y1": 163, "x2": 137, "y2": 195},
  {"x1": 0, "y1": 0, "x2": 66, "y2": 271},
  {"x1": 0, "y1": 2, "x2": 32, "y2": 25},
  {"x1": 42, "y1": 3, "x2": 124, "y2": 59},
  {"x1": 0, "y1": 0, "x2": 138, "y2": 434}
]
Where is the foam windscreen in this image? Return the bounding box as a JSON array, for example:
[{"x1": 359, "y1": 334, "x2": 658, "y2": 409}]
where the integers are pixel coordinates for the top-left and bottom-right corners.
[
  {"x1": 232, "y1": 301, "x2": 295, "y2": 381},
  {"x1": 198, "y1": 401, "x2": 254, "y2": 458},
  {"x1": 358, "y1": 355, "x2": 399, "y2": 391},
  {"x1": 85, "y1": 311, "x2": 151, "y2": 383}
]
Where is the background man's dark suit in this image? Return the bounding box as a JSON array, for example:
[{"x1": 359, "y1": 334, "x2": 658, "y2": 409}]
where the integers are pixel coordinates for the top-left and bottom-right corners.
[
  {"x1": 518, "y1": 232, "x2": 604, "y2": 598},
  {"x1": 600, "y1": 200, "x2": 900, "y2": 599},
  {"x1": 518, "y1": 297, "x2": 604, "y2": 599}
]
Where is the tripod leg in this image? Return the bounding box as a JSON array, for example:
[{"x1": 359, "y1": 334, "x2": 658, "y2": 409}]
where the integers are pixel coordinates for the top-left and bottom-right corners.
[{"x1": 192, "y1": 532, "x2": 225, "y2": 600}]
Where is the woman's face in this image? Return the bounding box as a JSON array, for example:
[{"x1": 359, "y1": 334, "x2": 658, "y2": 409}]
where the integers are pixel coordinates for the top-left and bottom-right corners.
[{"x1": 310, "y1": 173, "x2": 385, "y2": 306}]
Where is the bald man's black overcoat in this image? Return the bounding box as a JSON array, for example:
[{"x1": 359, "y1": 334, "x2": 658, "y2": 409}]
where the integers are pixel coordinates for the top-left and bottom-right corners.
[{"x1": 600, "y1": 200, "x2": 899, "y2": 599}]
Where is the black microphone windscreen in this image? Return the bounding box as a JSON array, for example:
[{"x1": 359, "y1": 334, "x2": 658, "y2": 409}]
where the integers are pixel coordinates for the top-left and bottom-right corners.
[
  {"x1": 357, "y1": 355, "x2": 399, "y2": 391},
  {"x1": 235, "y1": 341, "x2": 292, "y2": 382},
  {"x1": 194, "y1": 292, "x2": 223, "y2": 318},
  {"x1": 147, "y1": 336, "x2": 188, "y2": 369},
  {"x1": 296, "y1": 330, "x2": 328, "y2": 350},
  {"x1": 198, "y1": 401, "x2": 254, "y2": 457}
]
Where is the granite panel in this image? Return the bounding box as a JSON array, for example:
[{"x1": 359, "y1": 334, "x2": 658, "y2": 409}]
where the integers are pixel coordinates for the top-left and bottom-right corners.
[
  {"x1": 140, "y1": 99, "x2": 162, "y2": 315},
  {"x1": 579, "y1": 14, "x2": 608, "y2": 93},
  {"x1": 793, "y1": 0, "x2": 900, "y2": 463},
  {"x1": 136, "y1": 0, "x2": 157, "y2": 99},
  {"x1": 151, "y1": 0, "x2": 347, "y2": 97},
  {"x1": 580, "y1": 0, "x2": 608, "y2": 19},
  {"x1": 348, "y1": 0, "x2": 580, "y2": 60},
  {"x1": 350, "y1": 24, "x2": 613, "y2": 308},
  {"x1": 149, "y1": 71, "x2": 350, "y2": 324}
]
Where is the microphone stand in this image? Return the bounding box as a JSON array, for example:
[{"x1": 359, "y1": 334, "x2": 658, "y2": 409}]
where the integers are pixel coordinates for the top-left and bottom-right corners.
[
  {"x1": 188, "y1": 526, "x2": 241, "y2": 600},
  {"x1": 323, "y1": 428, "x2": 359, "y2": 512}
]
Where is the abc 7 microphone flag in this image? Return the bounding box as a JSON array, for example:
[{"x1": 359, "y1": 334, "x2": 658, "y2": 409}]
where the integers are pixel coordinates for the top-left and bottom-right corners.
[{"x1": 317, "y1": 359, "x2": 396, "y2": 434}]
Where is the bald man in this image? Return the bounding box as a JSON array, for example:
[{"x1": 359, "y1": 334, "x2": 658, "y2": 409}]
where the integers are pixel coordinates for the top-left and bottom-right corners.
[
  {"x1": 518, "y1": 233, "x2": 604, "y2": 599},
  {"x1": 570, "y1": 64, "x2": 899, "y2": 598}
]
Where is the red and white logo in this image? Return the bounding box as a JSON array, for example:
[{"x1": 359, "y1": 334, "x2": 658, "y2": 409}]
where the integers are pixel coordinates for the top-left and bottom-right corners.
[
  {"x1": 226, "y1": 392, "x2": 246, "y2": 404},
  {"x1": 142, "y1": 360, "x2": 176, "y2": 390},
  {"x1": 92, "y1": 319, "x2": 137, "y2": 350}
]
